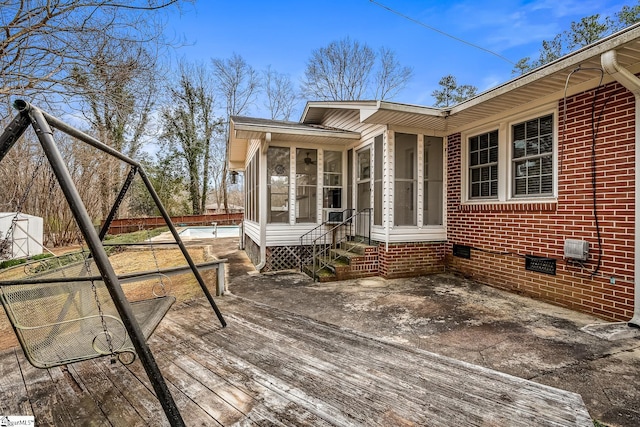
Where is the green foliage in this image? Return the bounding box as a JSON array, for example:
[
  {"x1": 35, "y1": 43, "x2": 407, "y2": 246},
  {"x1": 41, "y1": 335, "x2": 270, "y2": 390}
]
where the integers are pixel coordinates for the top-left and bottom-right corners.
[
  {"x1": 103, "y1": 227, "x2": 168, "y2": 244},
  {"x1": 513, "y1": 3, "x2": 640, "y2": 75},
  {"x1": 431, "y1": 75, "x2": 478, "y2": 107},
  {"x1": 0, "y1": 253, "x2": 52, "y2": 270}
]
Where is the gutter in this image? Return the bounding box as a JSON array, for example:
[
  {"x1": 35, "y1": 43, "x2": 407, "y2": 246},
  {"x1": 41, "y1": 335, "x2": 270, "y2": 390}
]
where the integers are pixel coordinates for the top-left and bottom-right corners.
[{"x1": 601, "y1": 50, "x2": 640, "y2": 327}]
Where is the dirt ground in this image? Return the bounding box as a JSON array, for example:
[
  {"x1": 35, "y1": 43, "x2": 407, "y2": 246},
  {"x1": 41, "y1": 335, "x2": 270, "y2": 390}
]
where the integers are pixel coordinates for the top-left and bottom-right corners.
[{"x1": 0, "y1": 244, "x2": 215, "y2": 351}]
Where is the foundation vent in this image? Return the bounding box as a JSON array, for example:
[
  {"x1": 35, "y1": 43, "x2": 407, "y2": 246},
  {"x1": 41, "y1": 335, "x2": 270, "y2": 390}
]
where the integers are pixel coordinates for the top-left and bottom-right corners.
[
  {"x1": 452, "y1": 244, "x2": 471, "y2": 259},
  {"x1": 525, "y1": 255, "x2": 556, "y2": 275},
  {"x1": 564, "y1": 239, "x2": 589, "y2": 261}
]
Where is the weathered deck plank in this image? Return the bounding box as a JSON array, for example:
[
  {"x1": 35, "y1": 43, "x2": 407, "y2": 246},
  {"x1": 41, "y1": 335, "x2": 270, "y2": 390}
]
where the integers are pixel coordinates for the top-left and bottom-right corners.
[
  {"x1": 0, "y1": 349, "x2": 32, "y2": 416},
  {"x1": 0, "y1": 296, "x2": 593, "y2": 426}
]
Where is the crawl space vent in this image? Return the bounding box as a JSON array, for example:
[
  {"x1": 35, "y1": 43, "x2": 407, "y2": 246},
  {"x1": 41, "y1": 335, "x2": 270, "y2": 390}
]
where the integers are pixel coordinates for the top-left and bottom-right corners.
[
  {"x1": 452, "y1": 244, "x2": 471, "y2": 259},
  {"x1": 525, "y1": 255, "x2": 556, "y2": 275}
]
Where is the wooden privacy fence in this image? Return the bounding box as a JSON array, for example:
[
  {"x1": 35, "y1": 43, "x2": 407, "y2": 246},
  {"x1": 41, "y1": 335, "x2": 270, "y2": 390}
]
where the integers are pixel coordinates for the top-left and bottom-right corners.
[{"x1": 104, "y1": 213, "x2": 244, "y2": 235}]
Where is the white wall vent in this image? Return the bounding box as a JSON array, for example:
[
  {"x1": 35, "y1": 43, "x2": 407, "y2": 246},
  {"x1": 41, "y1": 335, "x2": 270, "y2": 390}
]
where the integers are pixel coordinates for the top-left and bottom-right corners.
[{"x1": 564, "y1": 239, "x2": 589, "y2": 261}]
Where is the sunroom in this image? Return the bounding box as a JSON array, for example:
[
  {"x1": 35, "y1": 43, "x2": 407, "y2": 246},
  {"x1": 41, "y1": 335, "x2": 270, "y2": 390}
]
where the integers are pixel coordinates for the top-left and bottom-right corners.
[{"x1": 229, "y1": 102, "x2": 449, "y2": 277}]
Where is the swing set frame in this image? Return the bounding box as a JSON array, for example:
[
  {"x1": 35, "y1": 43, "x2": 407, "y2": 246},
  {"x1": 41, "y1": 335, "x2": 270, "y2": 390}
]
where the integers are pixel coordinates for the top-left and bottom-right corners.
[{"x1": 0, "y1": 100, "x2": 227, "y2": 427}]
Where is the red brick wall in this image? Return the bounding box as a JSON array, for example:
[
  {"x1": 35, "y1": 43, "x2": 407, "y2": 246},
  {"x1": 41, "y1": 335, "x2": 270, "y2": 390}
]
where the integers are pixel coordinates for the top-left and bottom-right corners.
[
  {"x1": 379, "y1": 242, "x2": 446, "y2": 279},
  {"x1": 446, "y1": 80, "x2": 635, "y2": 321}
]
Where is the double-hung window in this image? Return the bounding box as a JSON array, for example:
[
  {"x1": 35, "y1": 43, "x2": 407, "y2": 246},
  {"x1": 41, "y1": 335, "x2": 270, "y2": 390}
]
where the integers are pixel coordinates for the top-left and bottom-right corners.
[
  {"x1": 464, "y1": 109, "x2": 556, "y2": 203},
  {"x1": 512, "y1": 114, "x2": 553, "y2": 197},
  {"x1": 469, "y1": 130, "x2": 498, "y2": 199}
]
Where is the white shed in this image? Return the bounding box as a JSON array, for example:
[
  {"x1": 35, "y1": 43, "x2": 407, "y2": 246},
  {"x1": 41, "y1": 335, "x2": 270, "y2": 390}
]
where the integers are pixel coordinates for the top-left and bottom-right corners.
[{"x1": 0, "y1": 213, "x2": 44, "y2": 259}]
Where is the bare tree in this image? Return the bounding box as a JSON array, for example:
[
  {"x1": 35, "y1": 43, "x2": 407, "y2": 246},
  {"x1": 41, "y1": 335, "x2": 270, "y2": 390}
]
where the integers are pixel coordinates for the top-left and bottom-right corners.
[
  {"x1": 0, "y1": 0, "x2": 187, "y2": 110},
  {"x1": 374, "y1": 47, "x2": 413, "y2": 100},
  {"x1": 211, "y1": 53, "x2": 260, "y2": 212},
  {"x1": 160, "y1": 62, "x2": 222, "y2": 215},
  {"x1": 302, "y1": 37, "x2": 413, "y2": 101},
  {"x1": 69, "y1": 36, "x2": 159, "y2": 218},
  {"x1": 302, "y1": 37, "x2": 375, "y2": 101},
  {"x1": 263, "y1": 66, "x2": 298, "y2": 121}
]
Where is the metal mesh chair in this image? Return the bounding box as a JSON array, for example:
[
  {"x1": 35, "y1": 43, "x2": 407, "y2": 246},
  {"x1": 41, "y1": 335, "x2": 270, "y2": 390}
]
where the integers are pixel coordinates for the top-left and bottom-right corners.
[{"x1": 0, "y1": 257, "x2": 175, "y2": 368}]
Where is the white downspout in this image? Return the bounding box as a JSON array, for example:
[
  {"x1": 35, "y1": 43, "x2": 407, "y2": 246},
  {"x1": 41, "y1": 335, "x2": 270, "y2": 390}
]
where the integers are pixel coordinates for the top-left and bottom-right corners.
[
  {"x1": 602, "y1": 50, "x2": 640, "y2": 326},
  {"x1": 255, "y1": 132, "x2": 271, "y2": 271}
]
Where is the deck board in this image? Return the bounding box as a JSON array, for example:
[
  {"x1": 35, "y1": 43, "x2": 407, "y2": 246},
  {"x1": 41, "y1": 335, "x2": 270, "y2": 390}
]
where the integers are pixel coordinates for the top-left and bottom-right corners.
[{"x1": 0, "y1": 295, "x2": 593, "y2": 426}]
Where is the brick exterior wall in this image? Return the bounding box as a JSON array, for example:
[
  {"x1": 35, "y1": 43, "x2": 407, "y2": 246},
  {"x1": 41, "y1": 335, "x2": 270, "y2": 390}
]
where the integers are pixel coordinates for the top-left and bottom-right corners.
[
  {"x1": 446, "y1": 80, "x2": 635, "y2": 322},
  {"x1": 378, "y1": 242, "x2": 446, "y2": 279}
]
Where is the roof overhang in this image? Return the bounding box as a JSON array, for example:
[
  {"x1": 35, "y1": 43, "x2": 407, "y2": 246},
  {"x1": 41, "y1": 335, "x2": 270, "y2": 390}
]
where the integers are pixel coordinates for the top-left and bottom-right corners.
[
  {"x1": 299, "y1": 23, "x2": 640, "y2": 134},
  {"x1": 228, "y1": 116, "x2": 360, "y2": 169}
]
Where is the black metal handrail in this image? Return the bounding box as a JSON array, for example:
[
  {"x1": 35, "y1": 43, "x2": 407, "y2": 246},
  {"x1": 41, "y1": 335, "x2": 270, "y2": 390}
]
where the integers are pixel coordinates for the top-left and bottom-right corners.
[{"x1": 299, "y1": 208, "x2": 372, "y2": 280}]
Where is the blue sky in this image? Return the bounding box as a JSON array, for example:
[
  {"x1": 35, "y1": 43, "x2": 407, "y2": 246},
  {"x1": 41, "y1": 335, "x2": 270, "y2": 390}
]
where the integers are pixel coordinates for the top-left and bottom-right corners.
[{"x1": 165, "y1": 0, "x2": 631, "y2": 116}]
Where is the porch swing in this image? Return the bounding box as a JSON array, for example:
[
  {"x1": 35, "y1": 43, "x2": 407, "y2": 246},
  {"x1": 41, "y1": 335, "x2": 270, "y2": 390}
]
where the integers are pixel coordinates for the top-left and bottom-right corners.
[{"x1": 0, "y1": 100, "x2": 226, "y2": 427}]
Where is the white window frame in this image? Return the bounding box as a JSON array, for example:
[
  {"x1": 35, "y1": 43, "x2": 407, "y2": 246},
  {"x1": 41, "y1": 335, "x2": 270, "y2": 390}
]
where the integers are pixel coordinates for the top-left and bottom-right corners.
[{"x1": 461, "y1": 105, "x2": 558, "y2": 205}]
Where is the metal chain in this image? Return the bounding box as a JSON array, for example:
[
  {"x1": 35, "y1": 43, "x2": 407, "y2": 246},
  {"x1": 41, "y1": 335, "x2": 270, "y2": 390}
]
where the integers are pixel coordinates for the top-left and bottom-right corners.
[
  {"x1": 82, "y1": 246, "x2": 116, "y2": 363},
  {"x1": 0, "y1": 154, "x2": 45, "y2": 257},
  {"x1": 147, "y1": 228, "x2": 166, "y2": 296}
]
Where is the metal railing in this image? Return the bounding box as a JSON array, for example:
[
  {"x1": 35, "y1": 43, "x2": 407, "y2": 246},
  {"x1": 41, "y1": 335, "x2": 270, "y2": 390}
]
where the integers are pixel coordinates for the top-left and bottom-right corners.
[{"x1": 299, "y1": 208, "x2": 372, "y2": 280}]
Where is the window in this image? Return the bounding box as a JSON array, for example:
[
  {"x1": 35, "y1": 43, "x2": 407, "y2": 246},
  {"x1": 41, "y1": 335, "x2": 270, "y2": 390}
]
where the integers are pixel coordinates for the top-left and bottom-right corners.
[
  {"x1": 267, "y1": 147, "x2": 289, "y2": 223},
  {"x1": 512, "y1": 114, "x2": 553, "y2": 196},
  {"x1": 394, "y1": 133, "x2": 417, "y2": 226},
  {"x1": 424, "y1": 137, "x2": 443, "y2": 226},
  {"x1": 373, "y1": 135, "x2": 383, "y2": 225},
  {"x1": 323, "y1": 151, "x2": 342, "y2": 209},
  {"x1": 469, "y1": 130, "x2": 498, "y2": 199},
  {"x1": 296, "y1": 149, "x2": 317, "y2": 223},
  {"x1": 463, "y1": 109, "x2": 556, "y2": 204},
  {"x1": 356, "y1": 147, "x2": 371, "y2": 212}
]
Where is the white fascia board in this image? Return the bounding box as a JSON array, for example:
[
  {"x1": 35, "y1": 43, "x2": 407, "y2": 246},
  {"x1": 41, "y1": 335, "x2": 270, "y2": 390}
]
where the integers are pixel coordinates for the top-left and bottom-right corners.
[
  {"x1": 451, "y1": 24, "x2": 640, "y2": 115},
  {"x1": 234, "y1": 122, "x2": 360, "y2": 140}
]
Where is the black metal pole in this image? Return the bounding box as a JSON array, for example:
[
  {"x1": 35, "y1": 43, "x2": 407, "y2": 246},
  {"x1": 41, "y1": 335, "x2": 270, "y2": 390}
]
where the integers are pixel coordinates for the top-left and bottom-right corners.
[
  {"x1": 22, "y1": 102, "x2": 186, "y2": 427},
  {"x1": 0, "y1": 106, "x2": 31, "y2": 162},
  {"x1": 138, "y1": 167, "x2": 227, "y2": 328}
]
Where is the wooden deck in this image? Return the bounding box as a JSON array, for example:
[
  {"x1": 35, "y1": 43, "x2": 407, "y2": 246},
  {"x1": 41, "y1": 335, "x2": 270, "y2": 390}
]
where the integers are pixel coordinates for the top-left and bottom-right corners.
[{"x1": 0, "y1": 296, "x2": 592, "y2": 426}]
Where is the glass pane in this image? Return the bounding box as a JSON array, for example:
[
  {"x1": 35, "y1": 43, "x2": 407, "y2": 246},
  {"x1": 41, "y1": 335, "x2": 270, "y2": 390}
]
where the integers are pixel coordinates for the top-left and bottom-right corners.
[
  {"x1": 470, "y1": 136, "x2": 478, "y2": 152},
  {"x1": 526, "y1": 119, "x2": 538, "y2": 137},
  {"x1": 542, "y1": 156, "x2": 552, "y2": 174},
  {"x1": 540, "y1": 115, "x2": 553, "y2": 134},
  {"x1": 481, "y1": 182, "x2": 489, "y2": 197},
  {"x1": 296, "y1": 148, "x2": 317, "y2": 223},
  {"x1": 479, "y1": 149, "x2": 488, "y2": 164},
  {"x1": 515, "y1": 160, "x2": 526, "y2": 177},
  {"x1": 358, "y1": 148, "x2": 370, "y2": 180},
  {"x1": 528, "y1": 176, "x2": 540, "y2": 193},
  {"x1": 541, "y1": 175, "x2": 553, "y2": 193},
  {"x1": 489, "y1": 146, "x2": 498, "y2": 162},
  {"x1": 526, "y1": 138, "x2": 539, "y2": 156},
  {"x1": 515, "y1": 178, "x2": 526, "y2": 195},
  {"x1": 540, "y1": 135, "x2": 553, "y2": 153},
  {"x1": 323, "y1": 188, "x2": 342, "y2": 209},
  {"x1": 267, "y1": 147, "x2": 290, "y2": 223},
  {"x1": 479, "y1": 133, "x2": 488, "y2": 149},
  {"x1": 471, "y1": 168, "x2": 480, "y2": 182},
  {"x1": 490, "y1": 181, "x2": 498, "y2": 196},
  {"x1": 394, "y1": 181, "x2": 416, "y2": 225},
  {"x1": 489, "y1": 130, "x2": 499, "y2": 146},
  {"x1": 395, "y1": 133, "x2": 416, "y2": 180},
  {"x1": 471, "y1": 183, "x2": 480, "y2": 198},
  {"x1": 513, "y1": 123, "x2": 525, "y2": 141},
  {"x1": 481, "y1": 167, "x2": 489, "y2": 181},
  {"x1": 470, "y1": 151, "x2": 479, "y2": 166},
  {"x1": 513, "y1": 139, "x2": 525, "y2": 159}
]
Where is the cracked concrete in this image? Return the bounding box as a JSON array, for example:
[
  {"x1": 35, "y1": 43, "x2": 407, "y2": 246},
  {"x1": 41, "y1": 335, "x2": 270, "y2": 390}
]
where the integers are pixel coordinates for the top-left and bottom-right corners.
[{"x1": 211, "y1": 238, "x2": 640, "y2": 427}]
